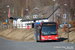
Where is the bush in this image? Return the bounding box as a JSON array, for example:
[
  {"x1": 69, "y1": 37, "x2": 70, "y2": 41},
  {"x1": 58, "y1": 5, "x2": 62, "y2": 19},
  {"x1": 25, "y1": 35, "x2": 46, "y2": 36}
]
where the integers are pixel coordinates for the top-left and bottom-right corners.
[
  {"x1": 71, "y1": 21, "x2": 75, "y2": 28},
  {"x1": 69, "y1": 21, "x2": 72, "y2": 27},
  {"x1": 73, "y1": 28, "x2": 75, "y2": 31},
  {"x1": 71, "y1": 21, "x2": 75, "y2": 32},
  {"x1": 64, "y1": 24, "x2": 67, "y2": 28},
  {"x1": 62, "y1": 27, "x2": 67, "y2": 32},
  {"x1": 62, "y1": 24, "x2": 71, "y2": 32}
]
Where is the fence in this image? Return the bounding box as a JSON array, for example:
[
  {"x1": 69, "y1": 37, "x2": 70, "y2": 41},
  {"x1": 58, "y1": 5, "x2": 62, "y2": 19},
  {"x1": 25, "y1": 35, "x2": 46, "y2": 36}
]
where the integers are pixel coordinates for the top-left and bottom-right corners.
[
  {"x1": 0, "y1": 24, "x2": 32, "y2": 29},
  {"x1": 0, "y1": 25, "x2": 7, "y2": 29}
]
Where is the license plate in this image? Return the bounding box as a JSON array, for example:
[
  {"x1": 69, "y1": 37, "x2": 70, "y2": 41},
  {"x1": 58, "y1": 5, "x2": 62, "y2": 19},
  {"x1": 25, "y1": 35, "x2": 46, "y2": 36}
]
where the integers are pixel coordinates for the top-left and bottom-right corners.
[{"x1": 48, "y1": 39, "x2": 52, "y2": 40}]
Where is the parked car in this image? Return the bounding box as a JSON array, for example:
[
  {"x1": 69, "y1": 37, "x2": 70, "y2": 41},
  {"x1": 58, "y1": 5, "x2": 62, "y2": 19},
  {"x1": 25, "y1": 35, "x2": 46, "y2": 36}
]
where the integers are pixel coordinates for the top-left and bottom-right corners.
[{"x1": 59, "y1": 22, "x2": 71, "y2": 28}]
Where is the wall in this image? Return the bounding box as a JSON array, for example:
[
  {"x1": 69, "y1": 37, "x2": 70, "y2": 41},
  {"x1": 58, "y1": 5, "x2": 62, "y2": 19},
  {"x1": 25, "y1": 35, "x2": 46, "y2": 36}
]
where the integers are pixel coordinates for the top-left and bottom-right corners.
[{"x1": 13, "y1": 18, "x2": 49, "y2": 28}]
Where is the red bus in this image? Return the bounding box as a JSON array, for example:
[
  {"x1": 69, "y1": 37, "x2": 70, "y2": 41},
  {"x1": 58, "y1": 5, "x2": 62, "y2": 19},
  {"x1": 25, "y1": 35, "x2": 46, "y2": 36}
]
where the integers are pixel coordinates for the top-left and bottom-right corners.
[{"x1": 34, "y1": 22, "x2": 58, "y2": 42}]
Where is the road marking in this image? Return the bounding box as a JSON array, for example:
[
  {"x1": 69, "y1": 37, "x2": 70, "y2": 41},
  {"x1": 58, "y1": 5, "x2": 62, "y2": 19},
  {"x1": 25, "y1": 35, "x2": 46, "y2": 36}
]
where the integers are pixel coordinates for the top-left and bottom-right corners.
[
  {"x1": 60, "y1": 42, "x2": 66, "y2": 43},
  {"x1": 70, "y1": 42, "x2": 74, "y2": 44}
]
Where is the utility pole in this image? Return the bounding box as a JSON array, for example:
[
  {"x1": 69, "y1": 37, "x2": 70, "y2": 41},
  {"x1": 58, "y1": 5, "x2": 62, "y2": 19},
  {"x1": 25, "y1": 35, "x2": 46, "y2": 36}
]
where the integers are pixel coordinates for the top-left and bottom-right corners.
[
  {"x1": 67, "y1": 0, "x2": 69, "y2": 42},
  {"x1": 38, "y1": 9, "x2": 39, "y2": 22},
  {"x1": 7, "y1": 5, "x2": 9, "y2": 29},
  {"x1": 52, "y1": 0, "x2": 56, "y2": 22}
]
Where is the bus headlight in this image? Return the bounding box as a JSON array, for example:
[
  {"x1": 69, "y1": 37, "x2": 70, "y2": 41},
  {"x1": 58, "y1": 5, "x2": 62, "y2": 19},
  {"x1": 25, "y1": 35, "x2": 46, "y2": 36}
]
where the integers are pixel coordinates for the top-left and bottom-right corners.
[
  {"x1": 55, "y1": 37, "x2": 58, "y2": 39},
  {"x1": 42, "y1": 37, "x2": 45, "y2": 39}
]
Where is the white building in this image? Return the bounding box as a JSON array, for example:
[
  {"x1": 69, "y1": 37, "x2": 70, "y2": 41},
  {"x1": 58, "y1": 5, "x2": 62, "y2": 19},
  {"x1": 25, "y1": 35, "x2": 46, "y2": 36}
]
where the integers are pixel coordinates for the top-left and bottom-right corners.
[{"x1": 11, "y1": 17, "x2": 49, "y2": 28}]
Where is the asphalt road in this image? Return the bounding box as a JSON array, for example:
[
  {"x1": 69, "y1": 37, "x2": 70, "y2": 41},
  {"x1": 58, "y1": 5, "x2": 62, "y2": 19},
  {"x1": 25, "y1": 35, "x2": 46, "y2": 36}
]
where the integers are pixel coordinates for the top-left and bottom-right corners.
[{"x1": 0, "y1": 37, "x2": 75, "y2": 50}]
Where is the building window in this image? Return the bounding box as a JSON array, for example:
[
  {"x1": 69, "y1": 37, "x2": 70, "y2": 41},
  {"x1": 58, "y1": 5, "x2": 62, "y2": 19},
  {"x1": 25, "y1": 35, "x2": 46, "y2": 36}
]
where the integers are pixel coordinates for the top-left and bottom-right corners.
[{"x1": 33, "y1": 15, "x2": 38, "y2": 18}]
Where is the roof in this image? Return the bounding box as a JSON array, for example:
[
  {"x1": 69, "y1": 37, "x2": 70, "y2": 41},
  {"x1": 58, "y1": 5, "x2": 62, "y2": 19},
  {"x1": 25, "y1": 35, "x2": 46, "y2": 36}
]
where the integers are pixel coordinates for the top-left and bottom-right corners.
[
  {"x1": 22, "y1": 5, "x2": 53, "y2": 21},
  {"x1": 9, "y1": 17, "x2": 24, "y2": 19},
  {"x1": 21, "y1": 5, "x2": 61, "y2": 21},
  {"x1": 9, "y1": 5, "x2": 60, "y2": 21},
  {"x1": 21, "y1": 18, "x2": 48, "y2": 21}
]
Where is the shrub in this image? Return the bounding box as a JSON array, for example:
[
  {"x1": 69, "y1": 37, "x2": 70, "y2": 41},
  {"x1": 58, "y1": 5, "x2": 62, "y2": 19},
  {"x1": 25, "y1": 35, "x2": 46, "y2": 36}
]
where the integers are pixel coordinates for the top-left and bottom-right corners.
[
  {"x1": 64, "y1": 24, "x2": 67, "y2": 28},
  {"x1": 73, "y1": 28, "x2": 75, "y2": 31},
  {"x1": 62, "y1": 24, "x2": 71, "y2": 32},
  {"x1": 72, "y1": 21, "x2": 75, "y2": 28}
]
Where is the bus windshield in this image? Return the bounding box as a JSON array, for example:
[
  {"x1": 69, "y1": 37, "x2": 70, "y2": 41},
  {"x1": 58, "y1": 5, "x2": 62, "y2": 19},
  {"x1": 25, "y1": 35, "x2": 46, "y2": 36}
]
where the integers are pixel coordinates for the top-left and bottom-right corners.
[{"x1": 42, "y1": 25, "x2": 57, "y2": 36}]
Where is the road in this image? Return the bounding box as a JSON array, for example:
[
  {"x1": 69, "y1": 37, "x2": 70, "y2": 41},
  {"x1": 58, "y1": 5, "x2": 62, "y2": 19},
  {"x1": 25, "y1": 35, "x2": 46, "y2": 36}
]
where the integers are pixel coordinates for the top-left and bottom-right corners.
[{"x1": 0, "y1": 37, "x2": 75, "y2": 50}]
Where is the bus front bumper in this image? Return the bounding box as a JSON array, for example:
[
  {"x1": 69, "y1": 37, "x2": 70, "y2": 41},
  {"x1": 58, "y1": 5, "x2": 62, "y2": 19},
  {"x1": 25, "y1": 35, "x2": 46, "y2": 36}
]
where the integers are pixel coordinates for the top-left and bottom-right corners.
[{"x1": 41, "y1": 36, "x2": 58, "y2": 41}]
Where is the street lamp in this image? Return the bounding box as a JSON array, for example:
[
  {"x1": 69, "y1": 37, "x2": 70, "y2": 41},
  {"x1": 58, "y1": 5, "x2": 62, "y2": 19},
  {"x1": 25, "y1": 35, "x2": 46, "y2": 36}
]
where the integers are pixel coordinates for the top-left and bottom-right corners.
[
  {"x1": 64, "y1": 4, "x2": 67, "y2": 6},
  {"x1": 7, "y1": 5, "x2": 9, "y2": 29},
  {"x1": 41, "y1": 15, "x2": 43, "y2": 21},
  {"x1": 52, "y1": 0, "x2": 56, "y2": 22},
  {"x1": 4, "y1": 11, "x2": 7, "y2": 22},
  {"x1": 35, "y1": 7, "x2": 39, "y2": 22},
  {"x1": 26, "y1": 8, "x2": 28, "y2": 11},
  {"x1": 67, "y1": 0, "x2": 69, "y2": 42},
  {"x1": 64, "y1": 4, "x2": 67, "y2": 22},
  {"x1": 26, "y1": 8, "x2": 28, "y2": 15},
  {"x1": 7, "y1": 5, "x2": 9, "y2": 8},
  {"x1": 4, "y1": 11, "x2": 6, "y2": 13}
]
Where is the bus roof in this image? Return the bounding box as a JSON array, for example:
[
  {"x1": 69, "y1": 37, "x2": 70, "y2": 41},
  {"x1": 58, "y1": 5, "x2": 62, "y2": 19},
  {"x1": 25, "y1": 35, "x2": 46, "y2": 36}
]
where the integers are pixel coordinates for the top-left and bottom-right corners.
[{"x1": 34, "y1": 22, "x2": 57, "y2": 25}]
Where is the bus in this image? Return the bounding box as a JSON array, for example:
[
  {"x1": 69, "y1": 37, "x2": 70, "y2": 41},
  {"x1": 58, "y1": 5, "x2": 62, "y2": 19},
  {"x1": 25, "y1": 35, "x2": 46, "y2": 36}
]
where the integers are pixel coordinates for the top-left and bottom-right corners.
[{"x1": 34, "y1": 22, "x2": 58, "y2": 42}]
